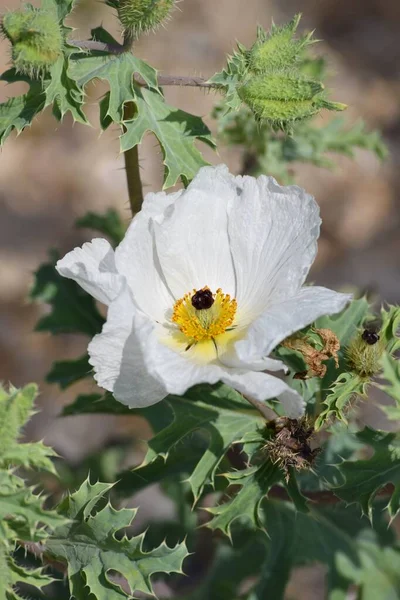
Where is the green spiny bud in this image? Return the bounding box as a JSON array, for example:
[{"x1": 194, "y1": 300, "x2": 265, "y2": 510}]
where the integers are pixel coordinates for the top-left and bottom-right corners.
[
  {"x1": 117, "y1": 0, "x2": 176, "y2": 37},
  {"x1": 2, "y1": 6, "x2": 62, "y2": 77},
  {"x1": 346, "y1": 329, "x2": 385, "y2": 378},
  {"x1": 248, "y1": 14, "x2": 314, "y2": 74},
  {"x1": 238, "y1": 74, "x2": 327, "y2": 127}
]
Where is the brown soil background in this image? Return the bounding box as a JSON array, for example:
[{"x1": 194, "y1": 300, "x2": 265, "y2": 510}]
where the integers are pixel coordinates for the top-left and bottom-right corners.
[{"x1": 0, "y1": 0, "x2": 399, "y2": 597}]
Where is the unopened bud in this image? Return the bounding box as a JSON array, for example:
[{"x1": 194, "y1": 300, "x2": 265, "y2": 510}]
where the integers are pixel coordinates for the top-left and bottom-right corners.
[
  {"x1": 2, "y1": 6, "x2": 62, "y2": 77},
  {"x1": 117, "y1": 0, "x2": 176, "y2": 37},
  {"x1": 248, "y1": 14, "x2": 312, "y2": 74},
  {"x1": 346, "y1": 329, "x2": 384, "y2": 378},
  {"x1": 238, "y1": 74, "x2": 334, "y2": 127}
]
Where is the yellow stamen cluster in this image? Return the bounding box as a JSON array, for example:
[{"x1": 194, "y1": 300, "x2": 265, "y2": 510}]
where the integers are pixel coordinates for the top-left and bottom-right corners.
[{"x1": 172, "y1": 287, "x2": 237, "y2": 342}]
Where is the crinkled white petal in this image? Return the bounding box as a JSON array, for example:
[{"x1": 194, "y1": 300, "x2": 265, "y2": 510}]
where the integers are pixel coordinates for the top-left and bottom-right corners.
[
  {"x1": 88, "y1": 283, "x2": 167, "y2": 407},
  {"x1": 227, "y1": 175, "x2": 321, "y2": 321},
  {"x1": 114, "y1": 191, "x2": 182, "y2": 321},
  {"x1": 153, "y1": 168, "x2": 237, "y2": 300},
  {"x1": 56, "y1": 238, "x2": 123, "y2": 306},
  {"x1": 141, "y1": 330, "x2": 304, "y2": 417},
  {"x1": 235, "y1": 286, "x2": 352, "y2": 362}
]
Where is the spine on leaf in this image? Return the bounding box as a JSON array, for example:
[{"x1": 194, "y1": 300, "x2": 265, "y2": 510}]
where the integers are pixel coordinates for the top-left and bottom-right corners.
[
  {"x1": 117, "y1": 0, "x2": 176, "y2": 37},
  {"x1": 2, "y1": 6, "x2": 62, "y2": 77}
]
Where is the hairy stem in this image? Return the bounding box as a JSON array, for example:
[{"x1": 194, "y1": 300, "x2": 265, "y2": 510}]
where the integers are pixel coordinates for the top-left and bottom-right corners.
[{"x1": 123, "y1": 103, "x2": 143, "y2": 216}]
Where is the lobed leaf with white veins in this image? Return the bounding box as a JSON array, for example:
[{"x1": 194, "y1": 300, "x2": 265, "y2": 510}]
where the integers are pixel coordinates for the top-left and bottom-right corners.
[
  {"x1": 46, "y1": 478, "x2": 188, "y2": 599},
  {"x1": 69, "y1": 27, "x2": 159, "y2": 123},
  {"x1": 120, "y1": 86, "x2": 215, "y2": 188},
  {"x1": 333, "y1": 428, "x2": 400, "y2": 520},
  {"x1": 139, "y1": 384, "x2": 263, "y2": 503},
  {"x1": 0, "y1": 70, "x2": 45, "y2": 144}
]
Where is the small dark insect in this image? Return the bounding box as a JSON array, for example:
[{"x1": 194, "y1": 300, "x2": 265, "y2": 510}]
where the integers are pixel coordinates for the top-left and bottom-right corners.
[
  {"x1": 191, "y1": 288, "x2": 214, "y2": 310},
  {"x1": 362, "y1": 326, "x2": 380, "y2": 345}
]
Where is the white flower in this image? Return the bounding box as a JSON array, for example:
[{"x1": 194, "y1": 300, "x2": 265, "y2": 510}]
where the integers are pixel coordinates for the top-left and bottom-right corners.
[{"x1": 56, "y1": 165, "x2": 351, "y2": 417}]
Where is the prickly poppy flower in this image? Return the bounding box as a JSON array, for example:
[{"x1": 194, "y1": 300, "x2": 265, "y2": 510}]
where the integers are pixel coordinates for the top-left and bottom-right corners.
[{"x1": 56, "y1": 166, "x2": 350, "y2": 417}]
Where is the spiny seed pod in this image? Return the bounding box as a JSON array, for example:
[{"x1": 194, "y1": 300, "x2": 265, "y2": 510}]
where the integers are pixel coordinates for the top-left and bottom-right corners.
[
  {"x1": 2, "y1": 6, "x2": 62, "y2": 77},
  {"x1": 248, "y1": 14, "x2": 313, "y2": 74},
  {"x1": 346, "y1": 329, "x2": 385, "y2": 378},
  {"x1": 238, "y1": 74, "x2": 346, "y2": 128},
  {"x1": 263, "y1": 417, "x2": 320, "y2": 480},
  {"x1": 117, "y1": 0, "x2": 176, "y2": 37}
]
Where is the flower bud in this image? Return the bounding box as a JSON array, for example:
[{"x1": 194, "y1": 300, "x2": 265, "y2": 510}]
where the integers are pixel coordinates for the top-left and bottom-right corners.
[
  {"x1": 346, "y1": 329, "x2": 384, "y2": 378},
  {"x1": 2, "y1": 6, "x2": 62, "y2": 77},
  {"x1": 238, "y1": 74, "x2": 335, "y2": 127},
  {"x1": 117, "y1": 0, "x2": 176, "y2": 37},
  {"x1": 248, "y1": 14, "x2": 312, "y2": 74}
]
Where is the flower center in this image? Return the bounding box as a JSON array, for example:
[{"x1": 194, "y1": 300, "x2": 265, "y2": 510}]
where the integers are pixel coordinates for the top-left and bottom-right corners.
[{"x1": 172, "y1": 287, "x2": 237, "y2": 342}]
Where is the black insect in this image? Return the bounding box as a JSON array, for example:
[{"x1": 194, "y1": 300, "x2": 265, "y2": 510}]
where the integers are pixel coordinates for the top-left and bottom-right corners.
[
  {"x1": 191, "y1": 288, "x2": 214, "y2": 310},
  {"x1": 362, "y1": 322, "x2": 380, "y2": 345}
]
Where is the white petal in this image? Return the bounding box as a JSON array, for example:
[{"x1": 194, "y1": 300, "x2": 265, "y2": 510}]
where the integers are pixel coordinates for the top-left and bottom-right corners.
[
  {"x1": 88, "y1": 283, "x2": 167, "y2": 407},
  {"x1": 236, "y1": 286, "x2": 352, "y2": 362},
  {"x1": 56, "y1": 238, "x2": 123, "y2": 306},
  {"x1": 153, "y1": 167, "x2": 237, "y2": 300},
  {"x1": 142, "y1": 332, "x2": 303, "y2": 417},
  {"x1": 228, "y1": 175, "x2": 321, "y2": 320},
  {"x1": 114, "y1": 191, "x2": 182, "y2": 321}
]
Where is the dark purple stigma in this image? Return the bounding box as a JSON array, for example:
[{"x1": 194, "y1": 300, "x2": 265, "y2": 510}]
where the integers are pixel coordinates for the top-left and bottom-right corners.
[
  {"x1": 191, "y1": 288, "x2": 214, "y2": 310},
  {"x1": 362, "y1": 329, "x2": 380, "y2": 345}
]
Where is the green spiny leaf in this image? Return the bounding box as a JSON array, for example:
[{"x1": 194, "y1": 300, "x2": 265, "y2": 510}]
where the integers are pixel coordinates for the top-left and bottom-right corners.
[
  {"x1": 333, "y1": 428, "x2": 400, "y2": 519},
  {"x1": 45, "y1": 55, "x2": 86, "y2": 122},
  {"x1": 75, "y1": 209, "x2": 126, "y2": 248},
  {"x1": 205, "y1": 461, "x2": 281, "y2": 538},
  {"x1": 0, "y1": 69, "x2": 45, "y2": 144},
  {"x1": 46, "y1": 354, "x2": 92, "y2": 389},
  {"x1": 208, "y1": 42, "x2": 248, "y2": 111},
  {"x1": 69, "y1": 27, "x2": 159, "y2": 123},
  {"x1": 0, "y1": 384, "x2": 37, "y2": 460},
  {"x1": 46, "y1": 478, "x2": 189, "y2": 599},
  {"x1": 377, "y1": 352, "x2": 400, "y2": 420},
  {"x1": 315, "y1": 372, "x2": 368, "y2": 430},
  {"x1": 0, "y1": 550, "x2": 54, "y2": 600},
  {"x1": 139, "y1": 384, "x2": 263, "y2": 503},
  {"x1": 247, "y1": 501, "x2": 391, "y2": 600},
  {"x1": 120, "y1": 86, "x2": 215, "y2": 188},
  {"x1": 335, "y1": 533, "x2": 400, "y2": 600}
]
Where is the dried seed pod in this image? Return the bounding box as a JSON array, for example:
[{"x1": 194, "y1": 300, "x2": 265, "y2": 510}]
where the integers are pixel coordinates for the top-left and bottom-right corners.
[{"x1": 263, "y1": 416, "x2": 320, "y2": 480}]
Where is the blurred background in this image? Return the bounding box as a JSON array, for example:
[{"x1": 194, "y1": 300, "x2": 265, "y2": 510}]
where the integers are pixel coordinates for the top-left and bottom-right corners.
[{"x1": 0, "y1": 0, "x2": 399, "y2": 597}]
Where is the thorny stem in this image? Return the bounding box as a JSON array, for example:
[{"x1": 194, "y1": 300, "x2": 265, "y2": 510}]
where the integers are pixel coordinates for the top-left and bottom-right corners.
[
  {"x1": 242, "y1": 394, "x2": 275, "y2": 421},
  {"x1": 120, "y1": 31, "x2": 144, "y2": 216}
]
